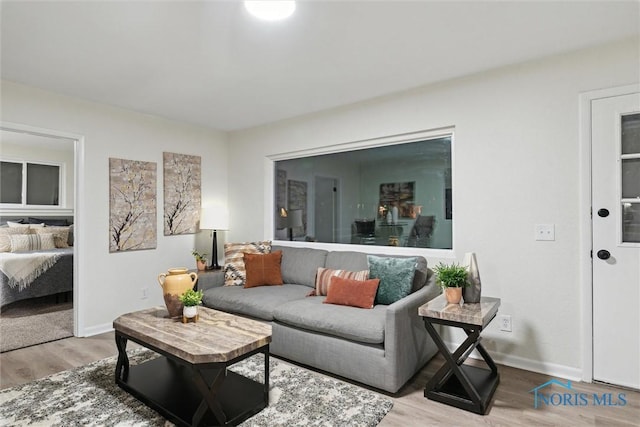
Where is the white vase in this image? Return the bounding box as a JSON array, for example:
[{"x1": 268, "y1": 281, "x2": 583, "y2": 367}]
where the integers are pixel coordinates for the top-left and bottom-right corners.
[
  {"x1": 463, "y1": 252, "x2": 482, "y2": 303},
  {"x1": 183, "y1": 305, "x2": 198, "y2": 318},
  {"x1": 391, "y1": 206, "x2": 398, "y2": 224}
]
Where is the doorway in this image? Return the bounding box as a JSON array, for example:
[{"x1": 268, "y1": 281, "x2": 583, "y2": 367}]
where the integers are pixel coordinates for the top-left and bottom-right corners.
[
  {"x1": 591, "y1": 92, "x2": 640, "y2": 390},
  {"x1": 0, "y1": 122, "x2": 83, "y2": 338},
  {"x1": 314, "y1": 176, "x2": 338, "y2": 243}
]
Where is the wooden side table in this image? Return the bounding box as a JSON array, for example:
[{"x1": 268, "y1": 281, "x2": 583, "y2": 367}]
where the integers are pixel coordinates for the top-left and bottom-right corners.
[{"x1": 418, "y1": 295, "x2": 501, "y2": 415}]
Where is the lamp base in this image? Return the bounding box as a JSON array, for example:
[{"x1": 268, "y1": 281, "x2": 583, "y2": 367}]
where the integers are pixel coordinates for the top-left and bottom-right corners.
[{"x1": 209, "y1": 230, "x2": 222, "y2": 271}]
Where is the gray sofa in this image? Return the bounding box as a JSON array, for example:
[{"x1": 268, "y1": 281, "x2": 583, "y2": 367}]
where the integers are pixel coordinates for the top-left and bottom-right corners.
[{"x1": 199, "y1": 245, "x2": 440, "y2": 393}]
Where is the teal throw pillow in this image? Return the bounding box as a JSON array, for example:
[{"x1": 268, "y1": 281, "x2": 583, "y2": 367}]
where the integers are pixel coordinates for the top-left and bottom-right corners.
[{"x1": 367, "y1": 255, "x2": 417, "y2": 305}]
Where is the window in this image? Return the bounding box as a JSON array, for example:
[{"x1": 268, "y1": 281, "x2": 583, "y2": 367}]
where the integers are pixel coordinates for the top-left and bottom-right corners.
[
  {"x1": 0, "y1": 160, "x2": 61, "y2": 207},
  {"x1": 273, "y1": 131, "x2": 453, "y2": 249}
]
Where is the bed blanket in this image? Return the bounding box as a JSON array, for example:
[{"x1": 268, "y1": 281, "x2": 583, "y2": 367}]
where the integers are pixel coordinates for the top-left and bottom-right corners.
[{"x1": 0, "y1": 251, "x2": 62, "y2": 291}]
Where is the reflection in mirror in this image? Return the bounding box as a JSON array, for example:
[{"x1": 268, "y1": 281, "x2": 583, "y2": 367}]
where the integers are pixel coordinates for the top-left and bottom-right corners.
[{"x1": 274, "y1": 136, "x2": 452, "y2": 249}]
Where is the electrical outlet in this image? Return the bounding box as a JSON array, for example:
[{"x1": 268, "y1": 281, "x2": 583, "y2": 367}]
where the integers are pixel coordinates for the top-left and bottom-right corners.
[
  {"x1": 535, "y1": 224, "x2": 555, "y2": 241},
  {"x1": 141, "y1": 287, "x2": 148, "y2": 299},
  {"x1": 499, "y1": 315, "x2": 512, "y2": 332}
]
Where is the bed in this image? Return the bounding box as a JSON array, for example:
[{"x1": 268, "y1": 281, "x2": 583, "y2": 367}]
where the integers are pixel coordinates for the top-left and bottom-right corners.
[
  {"x1": 0, "y1": 247, "x2": 73, "y2": 308},
  {"x1": 0, "y1": 215, "x2": 74, "y2": 308}
]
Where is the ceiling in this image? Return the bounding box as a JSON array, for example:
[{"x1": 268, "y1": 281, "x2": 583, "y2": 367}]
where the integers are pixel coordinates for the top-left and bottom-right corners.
[{"x1": 1, "y1": 1, "x2": 638, "y2": 131}]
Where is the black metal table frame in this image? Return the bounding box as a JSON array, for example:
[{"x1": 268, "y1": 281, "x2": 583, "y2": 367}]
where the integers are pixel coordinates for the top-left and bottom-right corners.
[
  {"x1": 423, "y1": 315, "x2": 499, "y2": 415},
  {"x1": 115, "y1": 330, "x2": 269, "y2": 426}
]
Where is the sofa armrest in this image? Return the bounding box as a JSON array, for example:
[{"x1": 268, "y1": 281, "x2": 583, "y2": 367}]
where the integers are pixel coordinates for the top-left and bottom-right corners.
[
  {"x1": 196, "y1": 270, "x2": 225, "y2": 292},
  {"x1": 384, "y1": 280, "x2": 441, "y2": 383}
]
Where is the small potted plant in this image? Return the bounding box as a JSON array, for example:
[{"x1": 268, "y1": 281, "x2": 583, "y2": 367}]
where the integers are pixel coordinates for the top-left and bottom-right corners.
[
  {"x1": 191, "y1": 250, "x2": 208, "y2": 271},
  {"x1": 433, "y1": 262, "x2": 468, "y2": 304},
  {"x1": 179, "y1": 288, "x2": 203, "y2": 322}
]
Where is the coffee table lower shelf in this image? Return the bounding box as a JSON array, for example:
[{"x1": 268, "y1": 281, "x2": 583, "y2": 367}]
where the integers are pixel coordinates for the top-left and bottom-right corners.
[{"x1": 117, "y1": 356, "x2": 266, "y2": 426}]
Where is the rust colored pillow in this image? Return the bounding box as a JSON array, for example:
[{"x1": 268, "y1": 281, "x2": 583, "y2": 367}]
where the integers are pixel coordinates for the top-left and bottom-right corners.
[
  {"x1": 244, "y1": 251, "x2": 284, "y2": 288},
  {"x1": 323, "y1": 276, "x2": 380, "y2": 309}
]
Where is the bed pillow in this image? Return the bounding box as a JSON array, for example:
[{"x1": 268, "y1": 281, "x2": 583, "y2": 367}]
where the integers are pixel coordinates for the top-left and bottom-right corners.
[
  {"x1": 368, "y1": 255, "x2": 417, "y2": 305},
  {"x1": 314, "y1": 267, "x2": 369, "y2": 296},
  {"x1": 67, "y1": 224, "x2": 74, "y2": 246},
  {"x1": 0, "y1": 227, "x2": 29, "y2": 252},
  {"x1": 34, "y1": 226, "x2": 70, "y2": 248},
  {"x1": 244, "y1": 251, "x2": 283, "y2": 288},
  {"x1": 323, "y1": 276, "x2": 380, "y2": 309},
  {"x1": 28, "y1": 217, "x2": 68, "y2": 226},
  {"x1": 6, "y1": 221, "x2": 32, "y2": 230},
  {"x1": 223, "y1": 241, "x2": 272, "y2": 286},
  {"x1": 9, "y1": 234, "x2": 56, "y2": 252}
]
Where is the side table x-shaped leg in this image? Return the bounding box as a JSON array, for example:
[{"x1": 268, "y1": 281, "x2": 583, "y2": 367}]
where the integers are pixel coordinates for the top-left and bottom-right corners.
[{"x1": 423, "y1": 317, "x2": 500, "y2": 415}]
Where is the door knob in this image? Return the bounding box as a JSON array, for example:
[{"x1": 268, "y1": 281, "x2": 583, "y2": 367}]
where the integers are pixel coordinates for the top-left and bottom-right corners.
[
  {"x1": 597, "y1": 208, "x2": 609, "y2": 218},
  {"x1": 597, "y1": 250, "x2": 611, "y2": 260}
]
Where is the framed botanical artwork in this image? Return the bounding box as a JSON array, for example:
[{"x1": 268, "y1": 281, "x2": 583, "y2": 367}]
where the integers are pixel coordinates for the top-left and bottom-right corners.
[
  {"x1": 109, "y1": 158, "x2": 157, "y2": 252},
  {"x1": 276, "y1": 169, "x2": 287, "y2": 213},
  {"x1": 163, "y1": 152, "x2": 201, "y2": 235},
  {"x1": 287, "y1": 179, "x2": 307, "y2": 237}
]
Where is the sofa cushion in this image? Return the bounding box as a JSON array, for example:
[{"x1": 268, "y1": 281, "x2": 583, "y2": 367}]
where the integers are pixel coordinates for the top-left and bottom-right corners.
[
  {"x1": 223, "y1": 241, "x2": 272, "y2": 286},
  {"x1": 314, "y1": 267, "x2": 369, "y2": 296},
  {"x1": 272, "y1": 245, "x2": 328, "y2": 288},
  {"x1": 325, "y1": 251, "x2": 428, "y2": 293},
  {"x1": 244, "y1": 251, "x2": 283, "y2": 288},
  {"x1": 324, "y1": 276, "x2": 379, "y2": 309},
  {"x1": 368, "y1": 255, "x2": 417, "y2": 305},
  {"x1": 273, "y1": 297, "x2": 386, "y2": 344},
  {"x1": 203, "y1": 284, "x2": 310, "y2": 321}
]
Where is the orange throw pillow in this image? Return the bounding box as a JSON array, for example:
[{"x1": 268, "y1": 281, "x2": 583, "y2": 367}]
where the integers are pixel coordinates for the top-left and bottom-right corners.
[
  {"x1": 324, "y1": 276, "x2": 380, "y2": 309},
  {"x1": 244, "y1": 251, "x2": 284, "y2": 288}
]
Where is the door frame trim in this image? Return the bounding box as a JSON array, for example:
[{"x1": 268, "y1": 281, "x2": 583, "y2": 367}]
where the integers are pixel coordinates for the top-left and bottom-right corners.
[{"x1": 578, "y1": 84, "x2": 640, "y2": 382}]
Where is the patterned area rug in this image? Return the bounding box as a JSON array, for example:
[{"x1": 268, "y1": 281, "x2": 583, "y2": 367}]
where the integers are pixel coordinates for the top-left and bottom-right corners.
[{"x1": 0, "y1": 349, "x2": 393, "y2": 426}]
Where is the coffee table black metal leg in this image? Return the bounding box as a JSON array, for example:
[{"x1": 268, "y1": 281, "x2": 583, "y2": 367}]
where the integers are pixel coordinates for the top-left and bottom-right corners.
[
  {"x1": 115, "y1": 333, "x2": 129, "y2": 382},
  {"x1": 263, "y1": 348, "x2": 270, "y2": 405},
  {"x1": 191, "y1": 367, "x2": 227, "y2": 426}
]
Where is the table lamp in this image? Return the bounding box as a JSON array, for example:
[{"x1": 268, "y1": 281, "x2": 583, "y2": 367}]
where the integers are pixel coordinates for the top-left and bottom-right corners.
[
  {"x1": 200, "y1": 207, "x2": 229, "y2": 270},
  {"x1": 278, "y1": 208, "x2": 303, "y2": 241}
]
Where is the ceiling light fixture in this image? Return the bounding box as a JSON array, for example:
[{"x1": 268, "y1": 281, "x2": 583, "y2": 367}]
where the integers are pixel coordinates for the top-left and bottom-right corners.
[{"x1": 244, "y1": 1, "x2": 296, "y2": 21}]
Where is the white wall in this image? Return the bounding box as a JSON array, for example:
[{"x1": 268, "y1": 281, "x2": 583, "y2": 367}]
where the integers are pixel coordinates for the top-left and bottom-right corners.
[
  {"x1": 0, "y1": 81, "x2": 228, "y2": 335},
  {"x1": 227, "y1": 38, "x2": 639, "y2": 378}
]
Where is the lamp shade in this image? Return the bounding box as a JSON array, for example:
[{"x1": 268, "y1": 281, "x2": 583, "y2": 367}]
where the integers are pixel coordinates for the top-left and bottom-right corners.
[
  {"x1": 288, "y1": 209, "x2": 303, "y2": 228},
  {"x1": 277, "y1": 208, "x2": 288, "y2": 230},
  {"x1": 200, "y1": 207, "x2": 229, "y2": 231}
]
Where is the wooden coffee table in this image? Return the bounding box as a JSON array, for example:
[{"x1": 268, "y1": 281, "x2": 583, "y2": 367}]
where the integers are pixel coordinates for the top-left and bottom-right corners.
[{"x1": 113, "y1": 306, "x2": 272, "y2": 426}]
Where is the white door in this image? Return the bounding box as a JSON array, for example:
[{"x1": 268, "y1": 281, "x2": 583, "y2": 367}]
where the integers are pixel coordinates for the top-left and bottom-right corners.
[{"x1": 592, "y1": 92, "x2": 640, "y2": 389}]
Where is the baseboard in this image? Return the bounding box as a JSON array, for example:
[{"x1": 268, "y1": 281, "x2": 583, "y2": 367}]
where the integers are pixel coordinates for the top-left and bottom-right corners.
[
  {"x1": 80, "y1": 322, "x2": 113, "y2": 337},
  {"x1": 445, "y1": 341, "x2": 583, "y2": 381}
]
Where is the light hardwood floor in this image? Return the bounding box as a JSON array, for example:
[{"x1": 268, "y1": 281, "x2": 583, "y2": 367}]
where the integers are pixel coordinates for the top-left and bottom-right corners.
[{"x1": 1, "y1": 333, "x2": 638, "y2": 426}]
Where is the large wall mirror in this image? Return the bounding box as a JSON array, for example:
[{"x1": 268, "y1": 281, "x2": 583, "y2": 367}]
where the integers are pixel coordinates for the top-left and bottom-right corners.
[{"x1": 274, "y1": 133, "x2": 453, "y2": 249}]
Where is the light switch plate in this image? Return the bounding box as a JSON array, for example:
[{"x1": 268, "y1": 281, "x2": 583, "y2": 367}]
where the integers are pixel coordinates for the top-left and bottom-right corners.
[{"x1": 535, "y1": 224, "x2": 555, "y2": 241}]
